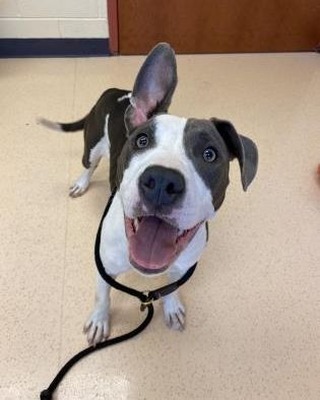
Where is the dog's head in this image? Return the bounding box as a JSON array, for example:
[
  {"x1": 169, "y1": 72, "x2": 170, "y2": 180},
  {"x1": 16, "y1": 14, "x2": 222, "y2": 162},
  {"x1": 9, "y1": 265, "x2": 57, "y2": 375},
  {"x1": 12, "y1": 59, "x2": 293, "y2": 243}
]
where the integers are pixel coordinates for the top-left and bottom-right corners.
[{"x1": 117, "y1": 43, "x2": 258, "y2": 275}]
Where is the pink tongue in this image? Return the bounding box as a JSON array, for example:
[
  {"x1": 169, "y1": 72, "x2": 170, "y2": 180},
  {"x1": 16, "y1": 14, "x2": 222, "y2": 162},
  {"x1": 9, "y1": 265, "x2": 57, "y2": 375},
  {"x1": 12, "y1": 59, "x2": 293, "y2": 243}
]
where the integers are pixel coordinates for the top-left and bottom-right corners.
[{"x1": 129, "y1": 216, "x2": 179, "y2": 271}]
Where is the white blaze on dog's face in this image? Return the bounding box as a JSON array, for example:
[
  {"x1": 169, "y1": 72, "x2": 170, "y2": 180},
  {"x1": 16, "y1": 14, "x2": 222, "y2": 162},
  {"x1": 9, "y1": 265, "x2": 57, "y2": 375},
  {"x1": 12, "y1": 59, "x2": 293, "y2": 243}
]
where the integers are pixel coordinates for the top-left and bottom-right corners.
[
  {"x1": 116, "y1": 114, "x2": 239, "y2": 275},
  {"x1": 119, "y1": 114, "x2": 217, "y2": 225}
]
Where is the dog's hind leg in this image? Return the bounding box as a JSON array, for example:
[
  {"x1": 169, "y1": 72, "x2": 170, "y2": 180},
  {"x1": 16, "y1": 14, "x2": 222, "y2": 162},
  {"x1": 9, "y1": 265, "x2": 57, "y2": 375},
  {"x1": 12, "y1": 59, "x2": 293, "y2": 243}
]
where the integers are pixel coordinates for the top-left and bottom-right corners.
[
  {"x1": 69, "y1": 122, "x2": 110, "y2": 197},
  {"x1": 69, "y1": 158, "x2": 101, "y2": 198}
]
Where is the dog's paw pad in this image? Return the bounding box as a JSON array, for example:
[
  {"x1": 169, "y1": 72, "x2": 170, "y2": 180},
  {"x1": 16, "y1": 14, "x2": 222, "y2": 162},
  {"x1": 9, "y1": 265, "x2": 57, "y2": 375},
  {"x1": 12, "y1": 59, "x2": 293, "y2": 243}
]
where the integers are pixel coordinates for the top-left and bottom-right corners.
[
  {"x1": 163, "y1": 295, "x2": 186, "y2": 331},
  {"x1": 83, "y1": 308, "x2": 109, "y2": 346}
]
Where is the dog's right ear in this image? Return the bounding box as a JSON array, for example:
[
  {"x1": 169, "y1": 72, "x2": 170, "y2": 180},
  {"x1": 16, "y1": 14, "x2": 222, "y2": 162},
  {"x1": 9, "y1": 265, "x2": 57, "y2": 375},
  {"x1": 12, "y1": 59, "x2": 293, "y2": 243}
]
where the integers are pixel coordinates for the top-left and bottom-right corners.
[{"x1": 125, "y1": 43, "x2": 177, "y2": 132}]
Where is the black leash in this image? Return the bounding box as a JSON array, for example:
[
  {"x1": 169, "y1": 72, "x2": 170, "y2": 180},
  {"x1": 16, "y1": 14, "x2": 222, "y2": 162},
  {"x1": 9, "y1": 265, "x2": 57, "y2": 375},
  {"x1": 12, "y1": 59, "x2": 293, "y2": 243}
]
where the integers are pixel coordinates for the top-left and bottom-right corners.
[{"x1": 40, "y1": 190, "x2": 197, "y2": 400}]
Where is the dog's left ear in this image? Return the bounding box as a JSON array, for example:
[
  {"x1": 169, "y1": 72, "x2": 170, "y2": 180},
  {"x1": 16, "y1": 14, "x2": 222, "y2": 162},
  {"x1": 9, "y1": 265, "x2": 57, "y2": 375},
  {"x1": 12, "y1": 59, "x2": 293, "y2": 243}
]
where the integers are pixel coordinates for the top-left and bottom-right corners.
[
  {"x1": 211, "y1": 118, "x2": 258, "y2": 191},
  {"x1": 125, "y1": 43, "x2": 177, "y2": 132}
]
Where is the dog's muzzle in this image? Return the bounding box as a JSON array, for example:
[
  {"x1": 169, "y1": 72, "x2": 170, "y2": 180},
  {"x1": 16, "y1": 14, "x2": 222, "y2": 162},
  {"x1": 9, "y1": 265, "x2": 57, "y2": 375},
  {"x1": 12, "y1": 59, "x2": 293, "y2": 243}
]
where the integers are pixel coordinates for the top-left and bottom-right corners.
[{"x1": 124, "y1": 166, "x2": 201, "y2": 275}]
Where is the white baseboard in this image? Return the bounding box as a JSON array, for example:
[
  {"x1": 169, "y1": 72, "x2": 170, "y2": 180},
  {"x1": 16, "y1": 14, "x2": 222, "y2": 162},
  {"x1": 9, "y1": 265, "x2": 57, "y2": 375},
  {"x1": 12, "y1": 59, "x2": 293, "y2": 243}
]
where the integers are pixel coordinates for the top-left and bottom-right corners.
[{"x1": 0, "y1": 18, "x2": 108, "y2": 39}]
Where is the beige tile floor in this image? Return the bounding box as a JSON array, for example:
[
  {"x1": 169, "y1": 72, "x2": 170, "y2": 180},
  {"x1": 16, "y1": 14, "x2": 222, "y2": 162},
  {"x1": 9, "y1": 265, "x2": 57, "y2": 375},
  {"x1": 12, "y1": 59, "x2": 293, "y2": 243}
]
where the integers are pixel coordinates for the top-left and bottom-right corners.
[{"x1": 0, "y1": 52, "x2": 319, "y2": 400}]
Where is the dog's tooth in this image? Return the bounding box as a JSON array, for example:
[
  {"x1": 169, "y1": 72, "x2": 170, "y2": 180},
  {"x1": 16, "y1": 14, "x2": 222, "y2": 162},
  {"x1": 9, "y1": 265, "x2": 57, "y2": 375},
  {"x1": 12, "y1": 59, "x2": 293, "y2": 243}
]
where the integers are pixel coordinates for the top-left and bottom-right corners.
[{"x1": 132, "y1": 219, "x2": 136, "y2": 232}]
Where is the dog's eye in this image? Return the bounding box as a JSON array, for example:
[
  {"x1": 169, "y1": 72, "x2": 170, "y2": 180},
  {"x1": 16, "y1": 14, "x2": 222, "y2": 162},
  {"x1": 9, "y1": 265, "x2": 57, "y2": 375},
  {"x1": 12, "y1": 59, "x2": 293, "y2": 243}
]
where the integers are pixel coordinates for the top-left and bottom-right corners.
[
  {"x1": 203, "y1": 147, "x2": 217, "y2": 162},
  {"x1": 136, "y1": 134, "x2": 149, "y2": 149}
]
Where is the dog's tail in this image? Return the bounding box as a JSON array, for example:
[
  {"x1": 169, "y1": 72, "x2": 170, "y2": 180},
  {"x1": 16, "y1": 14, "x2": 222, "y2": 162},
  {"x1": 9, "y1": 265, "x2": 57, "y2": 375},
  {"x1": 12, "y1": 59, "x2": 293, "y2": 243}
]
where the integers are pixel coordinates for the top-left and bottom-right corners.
[{"x1": 37, "y1": 116, "x2": 86, "y2": 132}]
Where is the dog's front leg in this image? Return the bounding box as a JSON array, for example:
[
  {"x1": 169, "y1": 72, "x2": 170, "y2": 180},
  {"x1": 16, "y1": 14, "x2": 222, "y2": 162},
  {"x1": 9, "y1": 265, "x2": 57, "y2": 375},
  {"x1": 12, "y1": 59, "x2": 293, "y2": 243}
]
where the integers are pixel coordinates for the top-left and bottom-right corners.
[
  {"x1": 83, "y1": 273, "x2": 112, "y2": 345},
  {"x1": 162, "y1": 292, "x2": 186, "y2": 331},
  {"x1": 162, "y1": 267, "x2": 186, "y2": 331}
]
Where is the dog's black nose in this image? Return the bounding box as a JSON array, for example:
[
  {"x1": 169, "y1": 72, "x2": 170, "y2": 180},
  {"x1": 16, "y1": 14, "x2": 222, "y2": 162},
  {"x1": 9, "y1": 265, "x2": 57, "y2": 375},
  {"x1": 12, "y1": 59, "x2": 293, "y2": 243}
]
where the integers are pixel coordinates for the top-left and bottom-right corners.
[{"x1": 139, "y1": 166, "x2": 185, "y2": 208}]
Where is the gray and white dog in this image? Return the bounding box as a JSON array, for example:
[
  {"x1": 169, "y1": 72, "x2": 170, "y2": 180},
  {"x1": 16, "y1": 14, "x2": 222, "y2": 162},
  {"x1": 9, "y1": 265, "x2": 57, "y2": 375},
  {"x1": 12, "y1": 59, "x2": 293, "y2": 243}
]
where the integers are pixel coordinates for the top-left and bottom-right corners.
[{"x1": 40, "y1": 43, "x2": 258, "y2": 345}]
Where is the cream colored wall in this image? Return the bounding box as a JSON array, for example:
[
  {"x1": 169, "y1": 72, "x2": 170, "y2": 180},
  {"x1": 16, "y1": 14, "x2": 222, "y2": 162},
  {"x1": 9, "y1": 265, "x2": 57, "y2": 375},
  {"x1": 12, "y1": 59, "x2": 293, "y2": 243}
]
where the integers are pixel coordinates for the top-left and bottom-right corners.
[{"x1": 0, "y1": 0, "x2": 109, "y2": 38}]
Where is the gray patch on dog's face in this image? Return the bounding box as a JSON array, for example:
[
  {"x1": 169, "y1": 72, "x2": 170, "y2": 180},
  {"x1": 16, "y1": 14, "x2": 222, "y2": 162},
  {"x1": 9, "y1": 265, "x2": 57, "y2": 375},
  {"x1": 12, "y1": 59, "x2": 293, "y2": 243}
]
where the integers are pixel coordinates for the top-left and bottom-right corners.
[
  {"x1": 183, "y1": 118, "x2": 231, "y2": 210},
  {"x1": 116, "y1": 119, "x2": 157, "y2": 187}
]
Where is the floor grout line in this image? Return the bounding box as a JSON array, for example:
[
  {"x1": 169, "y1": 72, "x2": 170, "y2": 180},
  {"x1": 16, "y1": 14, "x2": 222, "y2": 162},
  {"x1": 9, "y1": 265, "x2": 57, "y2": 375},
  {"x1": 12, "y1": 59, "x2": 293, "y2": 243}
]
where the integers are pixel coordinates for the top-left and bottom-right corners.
[{"x1": 57, "y1": 58, "x2": 78, "y2": 366}]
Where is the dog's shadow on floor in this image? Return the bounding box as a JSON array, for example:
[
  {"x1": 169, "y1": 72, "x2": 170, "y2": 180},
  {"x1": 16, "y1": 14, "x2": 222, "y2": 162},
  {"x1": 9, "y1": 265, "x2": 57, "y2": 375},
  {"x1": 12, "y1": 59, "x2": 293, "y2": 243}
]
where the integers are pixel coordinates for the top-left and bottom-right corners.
[{"x1": 85, "y1": 179, "x2": 112, "y2": 213}]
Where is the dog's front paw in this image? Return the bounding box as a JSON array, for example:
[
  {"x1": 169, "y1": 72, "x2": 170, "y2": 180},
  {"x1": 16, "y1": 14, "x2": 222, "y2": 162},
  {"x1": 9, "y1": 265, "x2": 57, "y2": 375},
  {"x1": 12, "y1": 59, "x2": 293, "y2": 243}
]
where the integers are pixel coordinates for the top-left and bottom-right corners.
[
  {"x1": 83, "y1": 307, "x2": 110, "y2": 346},
  {"x1": 162, "y1": 294, "x2": 186, "y2": 331}
]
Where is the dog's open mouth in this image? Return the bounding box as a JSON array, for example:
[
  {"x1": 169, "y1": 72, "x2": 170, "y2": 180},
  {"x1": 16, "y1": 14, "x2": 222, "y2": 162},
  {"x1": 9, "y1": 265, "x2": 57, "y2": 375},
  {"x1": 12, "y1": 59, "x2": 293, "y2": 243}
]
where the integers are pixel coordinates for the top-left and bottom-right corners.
[{"x1": 124, "y1": 215, "x2": 201, "y2": 274}]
